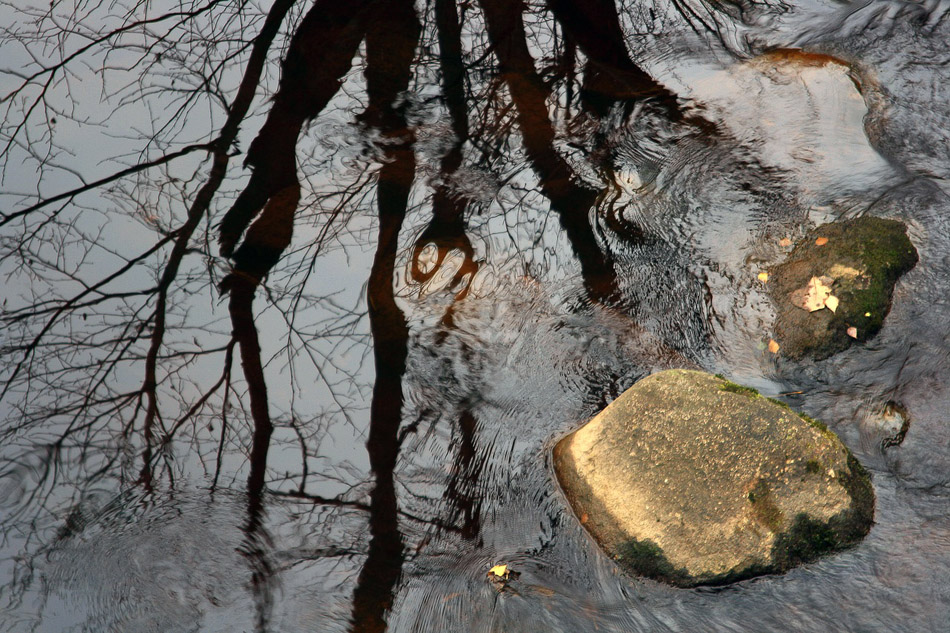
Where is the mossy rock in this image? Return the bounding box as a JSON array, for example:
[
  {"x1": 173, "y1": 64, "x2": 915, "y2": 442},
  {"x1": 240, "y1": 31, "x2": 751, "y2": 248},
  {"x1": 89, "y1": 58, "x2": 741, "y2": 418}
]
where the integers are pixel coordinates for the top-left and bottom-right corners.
[
  {"x1": 554, "y1": 370, "x2": 874, "y2": 587},
  {"x1": 769, "y1": 216, "x2": 917, "y2": 359}
]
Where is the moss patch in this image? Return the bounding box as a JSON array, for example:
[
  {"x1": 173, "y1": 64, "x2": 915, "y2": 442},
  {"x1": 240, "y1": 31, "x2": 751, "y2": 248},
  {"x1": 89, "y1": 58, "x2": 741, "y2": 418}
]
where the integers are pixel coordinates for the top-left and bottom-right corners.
[
  {"x1": 770, "y1": 453, "x2": 874, "y2": 570},
  {"x1": 796, "y1": 412, "x2": 836, "y2": 440},
  {"x1": 830, "y1": 452, "x2": 875, "y2": 543},
  {"x1": 719, "y1": 381, "x2": 760, "y2": 397},
  {"x1": 748, "y1": 480, "x2": 785, "y2": 532},
  {"x1": 718, "y1": 379, "x2": 835, "y2": 439},
  {"x1": 771, "y1": 513, "x2": 838, "y2": 569}
]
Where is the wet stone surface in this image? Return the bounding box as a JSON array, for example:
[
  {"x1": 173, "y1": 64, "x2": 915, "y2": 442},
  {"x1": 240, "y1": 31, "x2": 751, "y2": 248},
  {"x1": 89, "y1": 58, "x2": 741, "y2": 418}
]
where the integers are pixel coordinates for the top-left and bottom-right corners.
[{"x1": 554, "y1": 370, "x2": 874, "y2": 587}]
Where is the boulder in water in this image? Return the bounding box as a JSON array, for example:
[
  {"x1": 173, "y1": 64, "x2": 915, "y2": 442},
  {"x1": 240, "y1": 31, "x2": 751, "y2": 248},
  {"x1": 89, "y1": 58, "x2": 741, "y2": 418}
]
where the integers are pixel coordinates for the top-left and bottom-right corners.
[{"x1": 553, "y1": 369, "x2": 874, "y2": 587}]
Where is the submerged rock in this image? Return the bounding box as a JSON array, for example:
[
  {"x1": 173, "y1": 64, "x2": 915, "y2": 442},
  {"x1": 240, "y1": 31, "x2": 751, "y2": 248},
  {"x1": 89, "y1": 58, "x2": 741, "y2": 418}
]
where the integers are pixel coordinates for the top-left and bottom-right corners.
[
  {"x1": 769, "y1": 216, "x2": 917, "y2": 359},
  {"x1": 685, "y1": 49, "x2": 897, "y2": 200},
  {"x1": 553, "y1": 370, "x2": 874, "y2": 587}
]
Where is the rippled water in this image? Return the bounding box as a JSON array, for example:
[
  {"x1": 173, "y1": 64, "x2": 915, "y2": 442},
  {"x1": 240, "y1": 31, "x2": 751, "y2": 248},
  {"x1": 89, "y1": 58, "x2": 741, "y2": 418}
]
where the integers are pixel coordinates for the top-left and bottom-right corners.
[{"x1": 2, "y1": 1, "x2": 950, "y2": 632}]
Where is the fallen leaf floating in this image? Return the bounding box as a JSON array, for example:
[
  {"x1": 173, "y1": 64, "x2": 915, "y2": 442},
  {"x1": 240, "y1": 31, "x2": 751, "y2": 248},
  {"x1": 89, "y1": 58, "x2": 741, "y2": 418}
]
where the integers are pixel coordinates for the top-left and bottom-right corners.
[
  {"x1": 757, "y1": 272, "x2": 769, "y2": 283},
  {"x1": 824, "y1": 294, "x2": 839, "y2": 313},
  {"x1": 791, "y1": 276, "x2": 835, "y2": 312},
  {"x1": 815, "y1": 237, "x2": 829, "y2": 246},
  {"x1": 488, "y1": 564, "x2": 509, "y2": 579},
  {"x1": 847, "y1": 326, "x2": 858, "y2": 339},
  {"x1": 768, "y1": 339, "x2": 781, "y2": 354},
  {"x1": 779, "y1": 237, "x2": 793, "y2": 247}
]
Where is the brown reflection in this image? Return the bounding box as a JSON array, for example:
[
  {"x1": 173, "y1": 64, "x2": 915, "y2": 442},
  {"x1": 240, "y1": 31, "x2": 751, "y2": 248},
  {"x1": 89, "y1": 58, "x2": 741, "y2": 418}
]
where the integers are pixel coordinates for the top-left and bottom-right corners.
[
  {"x1": 349, "y1": 1, "x2": 419, "y2": 632},
  {"x1": 443, "y1": 410, "x2": 485, "y2": 541},
  {"x1": 411, "y1": 0, "x2": 479, "y2": 329},
  {"x1": 1, "y1": 0, "x2": 730, "y2": 629},
  {"x1": 229, "y1": 279, "x2": 277, "y2": 632},
  {"x1": 479, "y1": 0, "x2": 621, "y2": 304},
  {"x1": 546, "y1": 0, "x2": 680, "y2": 117},
  {"x1": 218, "y1": 0, "x2": 374, "y2": 260},
  {"x1": 216, "y1": 2, "x2": 383, "y2": 630}
]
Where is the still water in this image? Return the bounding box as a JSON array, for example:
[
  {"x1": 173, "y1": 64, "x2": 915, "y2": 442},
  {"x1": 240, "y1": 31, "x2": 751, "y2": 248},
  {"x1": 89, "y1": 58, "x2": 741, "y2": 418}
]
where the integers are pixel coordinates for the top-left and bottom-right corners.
[{"x1": 1, "y1": 1, "x2": 949, "y2": 631}]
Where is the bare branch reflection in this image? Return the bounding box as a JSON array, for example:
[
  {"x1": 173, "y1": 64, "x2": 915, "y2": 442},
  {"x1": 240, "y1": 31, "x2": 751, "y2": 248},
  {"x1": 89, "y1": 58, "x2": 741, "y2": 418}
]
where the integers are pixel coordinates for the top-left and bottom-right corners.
[{"x1": 0, "y1": 1, "x2": 742, "y2": 629}]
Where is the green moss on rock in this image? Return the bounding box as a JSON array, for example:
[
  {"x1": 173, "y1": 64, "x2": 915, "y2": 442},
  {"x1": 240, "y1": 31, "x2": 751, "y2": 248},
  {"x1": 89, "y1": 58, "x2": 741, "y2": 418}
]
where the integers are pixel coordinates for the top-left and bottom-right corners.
[
  {"x1": 772, "y1": 513, "x2": 838, "y2": 568},
  {"x1": 749, "y1": 480, "x2": 785, "y2": 532},
  {"x1": 769, "y1": 216, "x2": 918, "y2": 359},
  {"x1": 719, "y1": 381, "x2": 760, "y2": 397}
]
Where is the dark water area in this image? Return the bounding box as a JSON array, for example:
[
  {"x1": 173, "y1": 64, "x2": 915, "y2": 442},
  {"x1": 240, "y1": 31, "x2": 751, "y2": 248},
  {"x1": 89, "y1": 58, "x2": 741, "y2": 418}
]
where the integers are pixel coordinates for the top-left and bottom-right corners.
[{"x1": 1, "y1": 1, "x2": 949, "y2": 631}]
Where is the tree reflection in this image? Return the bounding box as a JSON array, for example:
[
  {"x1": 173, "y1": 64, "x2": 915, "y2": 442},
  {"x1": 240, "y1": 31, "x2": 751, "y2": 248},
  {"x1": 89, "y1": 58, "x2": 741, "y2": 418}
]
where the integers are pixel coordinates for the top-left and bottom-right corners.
[
  {"x1": 349, "y1": 1, "x2": 419, "y2": 630},
  {"x1": 0, "y1": 0, "x2": 732, "y2": 629}
]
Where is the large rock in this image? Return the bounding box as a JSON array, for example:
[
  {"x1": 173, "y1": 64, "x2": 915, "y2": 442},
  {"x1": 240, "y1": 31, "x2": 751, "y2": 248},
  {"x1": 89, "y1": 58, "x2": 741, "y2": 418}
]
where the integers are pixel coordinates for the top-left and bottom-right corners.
[
  {"x1": 553, "y1": 370, "x2": 874, "y2": 587},
  {"x1": 769, "y1": 216, "x2": 917, "y2": 359}
]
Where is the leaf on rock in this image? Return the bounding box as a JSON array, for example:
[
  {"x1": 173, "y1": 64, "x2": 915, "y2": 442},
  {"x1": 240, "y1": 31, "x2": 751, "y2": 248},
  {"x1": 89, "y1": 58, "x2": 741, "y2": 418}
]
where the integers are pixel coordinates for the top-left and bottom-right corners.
[
  {"x1": 488, "y1": 564, "x2": 509, "y2": 579},
  {"x1": 847, "y1": 326, "x2": 858, "y2": 339},
  {"x1": 825, "y1": 295, "x2": 839, "y2": 313},
  {"x1": 815, "y1": 237, "x2": 829, "y2": 246},
  {"x1": 790, "y1": 276, "x2": 834, "y2": 312}
]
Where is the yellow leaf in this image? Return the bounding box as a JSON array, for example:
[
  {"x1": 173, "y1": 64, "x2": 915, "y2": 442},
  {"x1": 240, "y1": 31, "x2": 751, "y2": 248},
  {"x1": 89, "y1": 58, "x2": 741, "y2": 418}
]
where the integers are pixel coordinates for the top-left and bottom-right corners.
[
  {"x1": 815, "y1": 237, "x2": 829, "y2": 246},
  {"x1": 489, "y1": 564, "x2": 508, "y2": 578},
  {"x1": 791, "y1": 276, "x2": 833, "y2": 312},
  {"x1": 779, "y1": 237, "x2": 793, "y2": 247},
  {"x1": 865, "y1": 312, "x2": 871, "y2": 317},
  {"x1": 768, "y1": 339, "x2": 780, "y2": 354},
  {"x1": 825, "y1": 295, "x2": 839, "y2": 313},
  {"x1": 757, "y1": 272, "x2": 769, "y2": 283},
  {"x1": 847, "y1": 326, "x2": 858, "y2": 339}
]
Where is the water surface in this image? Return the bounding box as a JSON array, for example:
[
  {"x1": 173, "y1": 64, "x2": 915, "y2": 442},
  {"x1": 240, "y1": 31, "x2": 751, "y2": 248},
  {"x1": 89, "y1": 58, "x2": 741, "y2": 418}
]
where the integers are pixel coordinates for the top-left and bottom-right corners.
[{"x1": 1, "y1": 1, "x2": 949, "y2": 631}]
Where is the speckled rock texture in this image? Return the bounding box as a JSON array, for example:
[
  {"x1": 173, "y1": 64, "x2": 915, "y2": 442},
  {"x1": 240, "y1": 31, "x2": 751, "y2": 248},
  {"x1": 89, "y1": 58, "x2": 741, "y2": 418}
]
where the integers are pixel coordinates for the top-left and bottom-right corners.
[
  {"x1": 554, "y1": 370, "x2": 874, "y2": 587},
  {"x1": 769, "y1": 216, "x2": 917, "y2": 359}
]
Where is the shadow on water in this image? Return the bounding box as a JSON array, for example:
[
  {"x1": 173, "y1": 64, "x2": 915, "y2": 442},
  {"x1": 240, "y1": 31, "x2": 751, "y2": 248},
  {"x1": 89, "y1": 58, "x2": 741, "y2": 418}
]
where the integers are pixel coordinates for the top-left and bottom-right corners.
[{"x1": 2, "y1": 0, "x2": 950, "y2": 632}]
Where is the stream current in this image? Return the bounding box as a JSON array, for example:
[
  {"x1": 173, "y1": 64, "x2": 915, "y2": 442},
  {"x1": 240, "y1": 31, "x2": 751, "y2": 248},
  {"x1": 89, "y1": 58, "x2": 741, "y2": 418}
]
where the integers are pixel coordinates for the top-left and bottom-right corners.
[{"x1": 1, "y1": 2, "x2": 949, "y2": 632}]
